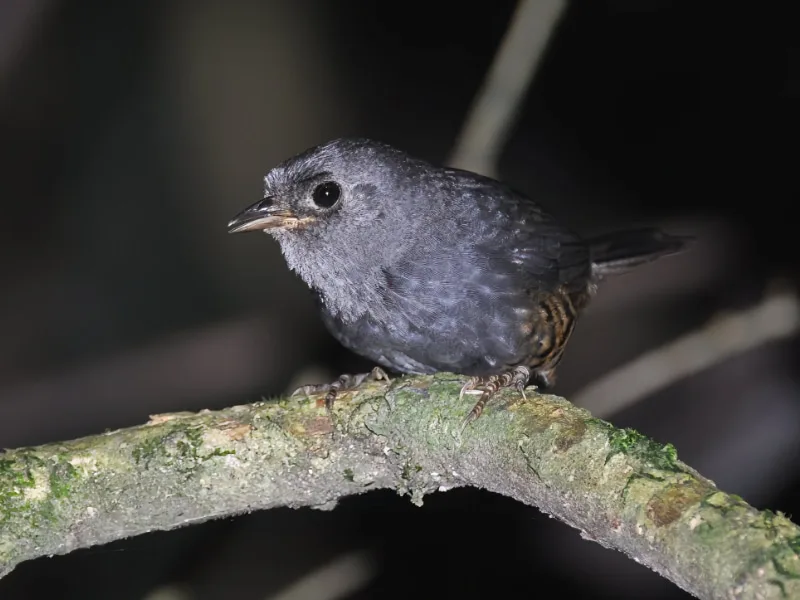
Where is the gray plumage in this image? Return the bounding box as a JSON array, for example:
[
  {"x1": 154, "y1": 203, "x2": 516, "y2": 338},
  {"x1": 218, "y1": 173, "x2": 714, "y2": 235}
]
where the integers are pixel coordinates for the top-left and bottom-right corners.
[{"x1": 230, "y1": 138, "x2": 688, "y2": 386}]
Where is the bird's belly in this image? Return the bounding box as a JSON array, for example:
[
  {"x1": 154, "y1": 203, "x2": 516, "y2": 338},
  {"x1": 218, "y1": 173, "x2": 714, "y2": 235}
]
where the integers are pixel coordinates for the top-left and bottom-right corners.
[{"x1": 320, "y1": 304, "x2": 527, "y2": 377}]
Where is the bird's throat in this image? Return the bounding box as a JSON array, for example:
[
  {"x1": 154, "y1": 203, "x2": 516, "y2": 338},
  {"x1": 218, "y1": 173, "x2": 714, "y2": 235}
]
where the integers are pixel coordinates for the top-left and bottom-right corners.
[{"x1": 272, "y1": 229, "x2": 387, "y2": 324}]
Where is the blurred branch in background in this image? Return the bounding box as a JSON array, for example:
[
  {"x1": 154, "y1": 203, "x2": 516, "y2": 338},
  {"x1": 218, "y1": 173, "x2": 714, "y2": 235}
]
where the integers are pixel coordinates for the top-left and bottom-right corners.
[
  {"x1": 0, "y1": 314, "x2": 319, "y2": 449},
  {"x1": 1, "y1": 376, "x2": 798, "y2": 600},
  {"x1": 143, "y1": 550, "x2": 377, "y2": 600},
  {"x1": 448, "y1": 0, "x2": 566, "y2": 177},
  {"x1": 0, "y1": 0, "x2": 53, "y2": 83},
  {"x1": 142, "y1": 584, "x2": 194, "y2": 600},
  {"x1": 266, "y1": 549, "x2": 376, "y2": 600},
  {"x1": 574, "y1": 286, "x2": 800, "y2": 418}
]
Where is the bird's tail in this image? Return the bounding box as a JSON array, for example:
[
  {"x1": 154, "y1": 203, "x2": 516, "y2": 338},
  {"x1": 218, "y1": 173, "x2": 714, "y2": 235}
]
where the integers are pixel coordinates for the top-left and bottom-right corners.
[{"x1": 588, "y1": 227, "x2": 692, "y2": 279}]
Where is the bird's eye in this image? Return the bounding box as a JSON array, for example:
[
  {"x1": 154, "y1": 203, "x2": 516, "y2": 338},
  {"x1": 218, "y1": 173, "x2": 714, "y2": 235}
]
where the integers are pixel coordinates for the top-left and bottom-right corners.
[{"x1": 312, "y1": 181, "x2": 341, "y2": 208}]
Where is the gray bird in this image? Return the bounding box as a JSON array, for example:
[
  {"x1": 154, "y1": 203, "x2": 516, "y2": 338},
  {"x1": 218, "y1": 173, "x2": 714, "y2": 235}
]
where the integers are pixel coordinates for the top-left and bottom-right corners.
[{"x1": 228, "y1": 138, "x2": 689, "y2": 427}]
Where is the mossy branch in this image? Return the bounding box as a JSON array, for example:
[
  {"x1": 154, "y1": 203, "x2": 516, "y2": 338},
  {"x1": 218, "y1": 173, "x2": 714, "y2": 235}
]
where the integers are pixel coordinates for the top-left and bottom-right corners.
[{"x1": 0, "y1": 373, "x2": 798, "y2": 598}]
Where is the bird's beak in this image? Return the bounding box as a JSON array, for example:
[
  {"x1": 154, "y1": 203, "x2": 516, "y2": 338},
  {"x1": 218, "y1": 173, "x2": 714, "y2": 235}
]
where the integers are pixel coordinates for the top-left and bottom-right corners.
[{"x1": 227, "y1": 197, "x2": 299, "y2": 233}]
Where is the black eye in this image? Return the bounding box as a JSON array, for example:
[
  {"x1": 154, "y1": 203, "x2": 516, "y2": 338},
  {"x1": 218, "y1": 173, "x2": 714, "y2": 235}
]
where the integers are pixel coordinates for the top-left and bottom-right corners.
[{"x1": 312, "y1": 181, "x2": 341, "y2": 208}]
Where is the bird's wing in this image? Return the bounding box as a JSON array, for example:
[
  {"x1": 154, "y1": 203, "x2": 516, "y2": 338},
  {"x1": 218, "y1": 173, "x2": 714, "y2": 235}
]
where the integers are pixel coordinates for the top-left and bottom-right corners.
[
  {"x1": 421, "y1": 172, "x2": 592, "y2": 293},
  {"x1": 490, "y1": 188, "x2": 592, "y2": 295},
  {"x1": 363, "y1": 177, "x2": 592, "y2": 374}
]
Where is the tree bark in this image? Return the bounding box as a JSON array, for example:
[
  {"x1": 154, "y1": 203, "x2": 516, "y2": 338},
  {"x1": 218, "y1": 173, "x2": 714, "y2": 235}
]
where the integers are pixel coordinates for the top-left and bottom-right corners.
[{"x1": 0, "y1": 373, "x2": 798, "y2": 599}]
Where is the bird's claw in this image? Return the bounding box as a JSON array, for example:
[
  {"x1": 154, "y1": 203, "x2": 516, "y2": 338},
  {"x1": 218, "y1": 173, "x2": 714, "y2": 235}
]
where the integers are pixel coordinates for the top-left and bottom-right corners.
[
  {"x1": 458, "y1": 376, "x2": 485, "y2": 401},
  {"x1": 459, "y1": 366, "x2": 532, "y2": 432},
  {"x1": 291, "y1": 366, "x2": 390, "y2": 411}
]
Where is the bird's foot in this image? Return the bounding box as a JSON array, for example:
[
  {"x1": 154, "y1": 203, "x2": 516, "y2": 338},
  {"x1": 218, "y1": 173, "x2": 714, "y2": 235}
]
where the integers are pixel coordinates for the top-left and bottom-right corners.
[
  {"x1": 459, "y1": 366, "x2": 532, "y2": 432},
  {"x1": 291, "y1": 366, "x2": 390, "y2": 411}
]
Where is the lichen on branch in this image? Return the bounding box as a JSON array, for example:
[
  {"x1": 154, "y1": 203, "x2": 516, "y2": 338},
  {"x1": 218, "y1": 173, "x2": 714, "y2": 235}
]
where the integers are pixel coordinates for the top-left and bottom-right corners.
[{"x1": 0, "y1": 373, "x2": 798, "y2": 599}]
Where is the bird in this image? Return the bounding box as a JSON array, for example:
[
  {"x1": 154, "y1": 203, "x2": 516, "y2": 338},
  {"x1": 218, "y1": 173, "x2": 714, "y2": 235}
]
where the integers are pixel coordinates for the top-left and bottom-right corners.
[{"x1": 228, "y1": 138, "x2": 690, "y2": 429}]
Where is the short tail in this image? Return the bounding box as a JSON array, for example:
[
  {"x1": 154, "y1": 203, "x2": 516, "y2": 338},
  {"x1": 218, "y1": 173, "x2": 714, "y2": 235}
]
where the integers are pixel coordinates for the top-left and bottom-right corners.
[{"x1": 588, "y1": 227, "x2": 692, "y2": 279}]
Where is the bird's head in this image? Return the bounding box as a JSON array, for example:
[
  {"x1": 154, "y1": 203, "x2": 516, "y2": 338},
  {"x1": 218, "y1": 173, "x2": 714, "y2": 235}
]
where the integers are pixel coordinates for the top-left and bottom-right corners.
[
  {"x1": 228, "y1": 137, "x2": 420, "y2": 238},
  {"x1": 227, "y1": 138, "x2": 429, "y2": 319}
]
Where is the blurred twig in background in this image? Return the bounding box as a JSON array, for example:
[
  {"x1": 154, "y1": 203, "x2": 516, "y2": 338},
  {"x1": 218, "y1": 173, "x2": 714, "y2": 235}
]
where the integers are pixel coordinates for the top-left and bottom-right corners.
[
  {"x1": 265, "y1": 549, "x2": 376, "y2": 600},
  {"x1": 574, "y1": 286, "x2": 800, "y2": 418},
  {"x1": 142, "y1": 584, "x2": 193, "y2": 600},
  {"x1": 0, "y1": 315, "x2": 318, "y2": 448},
  {"x1": 448, "y1": 0, "x2": 566, "y2": 177},
  {"x1": 0, "y1": 0, "x2": 53, "y2": 82}
]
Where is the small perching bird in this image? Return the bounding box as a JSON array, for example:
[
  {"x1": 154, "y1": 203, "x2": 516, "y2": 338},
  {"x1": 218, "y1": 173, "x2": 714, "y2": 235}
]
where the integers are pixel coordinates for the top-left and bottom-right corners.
[{"x1": 228, "y1": 138, "x2": 689, "y2": 427}]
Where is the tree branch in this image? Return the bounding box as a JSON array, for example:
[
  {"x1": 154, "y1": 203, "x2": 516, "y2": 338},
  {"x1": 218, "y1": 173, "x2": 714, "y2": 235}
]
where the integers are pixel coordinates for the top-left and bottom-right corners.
[{"x1": 0, "y1": 373, "x2": 798, "y2": 599}]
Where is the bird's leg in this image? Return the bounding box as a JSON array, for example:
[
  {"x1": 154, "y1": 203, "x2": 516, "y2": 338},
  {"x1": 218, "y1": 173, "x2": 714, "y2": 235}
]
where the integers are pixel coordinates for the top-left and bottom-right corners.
[
  {"x1": 460, "y1": 366, "x2": 532, "y2": 431},
  {"x1": 292, "y1": 366, "x2": 390, "y2": 410}
]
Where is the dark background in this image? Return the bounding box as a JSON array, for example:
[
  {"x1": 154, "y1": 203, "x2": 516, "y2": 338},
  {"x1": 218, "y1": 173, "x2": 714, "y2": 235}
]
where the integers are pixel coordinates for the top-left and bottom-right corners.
[{"x1": 0, "y1": 1, "x2": 796, "y2": 598}]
